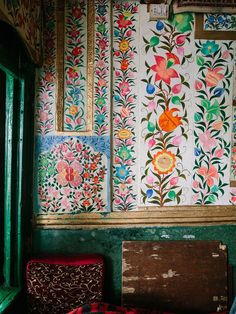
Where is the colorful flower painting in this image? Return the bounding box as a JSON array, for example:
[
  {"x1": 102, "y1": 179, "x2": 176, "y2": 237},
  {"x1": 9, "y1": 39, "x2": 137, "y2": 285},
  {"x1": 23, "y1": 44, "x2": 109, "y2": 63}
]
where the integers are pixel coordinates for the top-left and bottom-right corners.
[
  {"x1": 192, "y1": 40, "x2": 234, "y2": 205},
  {"x1": 94, "y1": 0, "x2": 111, "y2": 136},
  {"x1": 230, "y1": 104, "x2": 236, "y2": 181},
  {"x1": 64, "y1": 1, "x2": 87, "y2": 131},
  {"x1": 35, "y1": 0, "x2": 55, "y2": 135},
  {"x1": 112, "y1": 1, "x2": 139, "y2": 211},
  {"x1": 140, "y1": 13, "x2": 194, "y2": 206},
  {"x1": 204, "y1": 14, "x2": 236, "y2": 31},
  {"x1": 36, "y1": 137, "x2": 108, "y2": 213}
]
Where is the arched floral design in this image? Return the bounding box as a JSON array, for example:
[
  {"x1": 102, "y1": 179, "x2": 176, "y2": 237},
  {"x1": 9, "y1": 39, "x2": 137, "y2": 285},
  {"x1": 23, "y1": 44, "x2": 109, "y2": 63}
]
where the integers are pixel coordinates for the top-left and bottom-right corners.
[{"x1": 37, "y1": 138, "x2": 107, "y2": 213}]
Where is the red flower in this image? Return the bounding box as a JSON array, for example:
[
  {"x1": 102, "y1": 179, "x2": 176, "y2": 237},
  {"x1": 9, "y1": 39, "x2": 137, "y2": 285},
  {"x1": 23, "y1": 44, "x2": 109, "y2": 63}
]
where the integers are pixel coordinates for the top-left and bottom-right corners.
[
  {"x1": 151, "y1": 55, "x2": 179, "y2": 84},
  {"x1": 67, "y1": 67, "x2": 78, "y2": 79},
  {"x1": 99, "y1": 39, "x2": 108, "y2": 50},
  {"x1": 117, "y1": 14, "x2": 132, "y2": 28},
  {"x1": 72, "y1": 7, "x2": 82, "y2": 19},
  {"x1": 72, "y1": 47, "x2": 82, "y2": 56}
]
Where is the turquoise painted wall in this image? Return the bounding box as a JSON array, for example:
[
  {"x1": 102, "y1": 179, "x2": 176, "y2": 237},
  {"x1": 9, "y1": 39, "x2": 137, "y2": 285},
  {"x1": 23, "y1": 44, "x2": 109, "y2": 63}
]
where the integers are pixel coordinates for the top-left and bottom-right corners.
[{"x1": 33, "y1": 225, "x2": 236, "y2": 305}]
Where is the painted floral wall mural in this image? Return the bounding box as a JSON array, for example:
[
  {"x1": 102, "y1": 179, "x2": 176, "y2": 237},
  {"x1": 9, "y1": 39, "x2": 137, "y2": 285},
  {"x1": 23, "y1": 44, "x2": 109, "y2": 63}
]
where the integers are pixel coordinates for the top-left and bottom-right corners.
[{"x1": 34, "y1": 0, "x2": 235, "y2": 215}]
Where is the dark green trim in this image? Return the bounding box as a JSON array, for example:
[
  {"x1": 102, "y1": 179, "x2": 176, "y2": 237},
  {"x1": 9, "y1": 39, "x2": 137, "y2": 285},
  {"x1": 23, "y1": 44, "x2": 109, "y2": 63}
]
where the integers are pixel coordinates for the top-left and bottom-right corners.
[{"x1": 0, "y1": 286, "x2": 21, "y2": 313}]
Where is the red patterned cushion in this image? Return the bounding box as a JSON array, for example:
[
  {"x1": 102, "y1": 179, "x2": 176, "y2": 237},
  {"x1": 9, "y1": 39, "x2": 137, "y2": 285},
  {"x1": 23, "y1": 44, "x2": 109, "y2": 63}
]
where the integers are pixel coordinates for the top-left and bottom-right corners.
[{"x1": 26, "y1": 255, "x2": 104, "y2": 314}]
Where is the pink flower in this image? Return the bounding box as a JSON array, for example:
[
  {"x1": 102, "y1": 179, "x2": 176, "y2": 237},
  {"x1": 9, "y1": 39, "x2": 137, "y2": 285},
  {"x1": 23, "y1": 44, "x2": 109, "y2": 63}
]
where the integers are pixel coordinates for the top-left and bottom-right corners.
[
  {"x1": 148, "y1": 138, "x2": 156, "y2": 149},
  {"x1": 172, "y1": 83, "x2": 182, "y2": 94},
  {"x1": 222, "y1": 50, "x2": 230, "y2": 59},
  {"x1": 120, "y1": 106, "x2": 131, "y2": 118},
  {"x1": 197, "y1": 165, "x2": 218, "y2": 187},
  {"x1": 114, "y1": 117, "x2": 120, "y2": 124},
  {"x1": 205, "y1": 68, "x2": 224, "y2": 87},
  {"x1": 39, "y1": 111, "x2": 49, "y2": 122},
  {"x1": 126, "y1": 30, "x2": 132, "y2": 37},
  {"x1": 176, "y1": 47, "x2": 184, "y2": 56},
  {"x1": 176, "y1": 35, "x2": 186, "y2": 46},
  {"x1": 215, "y1": 148, "x2": 224, "y2": 158},
  {"x1": 199, "y1": 131, "x2": 217, "y2": 152},
  {"x1": 192, "y1": 180, "x2": 199, "y2": 189},
  {"x1": 148, "y1": 100, "x2": 156, "y2": 111},
  {"x1": 146, "y1": 175, "x2": 154, "y2": 184},
  {"x1": 172, "y1": 135, "x2": 182, "y2": 146},
  {"x1": 119, "y1": 81, "x2": 131, "y2": 96},
  {"x1": 170, "y1": 176, "x2": 179, "y2": 186},
  {"x1": 115, "y1": 71, "x2": 121, "y2": 76},
  {"x1": 195, "y1": 80, "x2": 203, "y2": 91}
]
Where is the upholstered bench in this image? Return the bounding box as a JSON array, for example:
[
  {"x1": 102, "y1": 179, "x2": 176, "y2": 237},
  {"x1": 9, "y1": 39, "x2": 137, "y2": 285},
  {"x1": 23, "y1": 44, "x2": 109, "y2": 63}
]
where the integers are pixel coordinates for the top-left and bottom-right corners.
[{"x1": 26, "y1": 255, "x2": 104, "y2": 314}]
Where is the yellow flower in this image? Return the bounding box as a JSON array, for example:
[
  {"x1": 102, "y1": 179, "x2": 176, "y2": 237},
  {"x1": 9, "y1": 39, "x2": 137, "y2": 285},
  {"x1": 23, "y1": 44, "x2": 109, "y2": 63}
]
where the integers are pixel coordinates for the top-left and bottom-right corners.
[
  {"x1": 152, "y1": 150, "x2": 176, "y2": 175},
  {"x1": 68, "y1": 105, "x2": 78, "y2": 116},
  {"x1": 123, "y1": 10, "x2": 132, "y2": 18},
  {"x1": 117, "y1": 128, "x2": 131, "y2": 140},
  {"x1": 119, "y1": 40, "x2": 129, "y2": 52}
]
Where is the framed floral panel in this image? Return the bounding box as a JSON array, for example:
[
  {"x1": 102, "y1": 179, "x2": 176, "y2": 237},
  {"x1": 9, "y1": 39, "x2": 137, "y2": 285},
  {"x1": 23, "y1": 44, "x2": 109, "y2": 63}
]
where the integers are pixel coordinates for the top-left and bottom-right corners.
[
  {"x1": 56, "y1": 0, "x2": 95, "y2": 134},
  {"x1": 195, "y1": 14, "x2": 236, "y2": 40}
]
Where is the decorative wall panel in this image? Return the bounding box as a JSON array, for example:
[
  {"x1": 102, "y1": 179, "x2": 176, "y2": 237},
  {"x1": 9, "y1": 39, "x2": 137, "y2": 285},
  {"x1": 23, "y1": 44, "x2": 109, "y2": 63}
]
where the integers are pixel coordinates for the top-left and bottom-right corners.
[
  {"x1": 204, "y1": 14, "x2": 236, "y2": 31},
  {"x1": 138, "y1": 11, "x2": 195, "y2": 207},
  {"x1": 112, "y1": 1, "x2": 139, "y2": 211},
  {"x1": 35, "y1": 136, "x2": 110, "y2": 213},
  {"x1": 192, "y1": 40, "x2": 234, "y2": 205}
]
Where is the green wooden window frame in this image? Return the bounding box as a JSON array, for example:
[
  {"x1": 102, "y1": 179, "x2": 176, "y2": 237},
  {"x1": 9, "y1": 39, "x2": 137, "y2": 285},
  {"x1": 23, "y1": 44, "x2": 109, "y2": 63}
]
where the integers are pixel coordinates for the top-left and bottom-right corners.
[{"x1": 0, "y1": 64, "x2": 25, "y2": 313}]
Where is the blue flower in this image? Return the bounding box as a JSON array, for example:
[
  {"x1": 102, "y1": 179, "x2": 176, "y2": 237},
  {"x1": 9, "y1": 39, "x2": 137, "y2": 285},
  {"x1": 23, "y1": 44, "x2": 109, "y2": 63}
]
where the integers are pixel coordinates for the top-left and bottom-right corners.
[
  {"x1": 146, "y1": 84, "x2": 155, "y2": 94},
  {"x1": 114, "y1": 95, "x2": 120, "y2": 101},
  {"x1": 114, "y1": 30, "x2": 119, "y2": 37},
  {"x1": 95, "y1": 114, "x2": 105, "y2": 125},
  {"x1": 217, "y1": 15, "x2": 224, "y2": 23},
  {"x1": 97, "y1": 5, "x2": 106, "y2": 16},
  {"x1": 116, "y1": 166, "x2": 129, "y2": 180},
  {"x1": 194, "y1": 147, "x2": 201, "y2": 156},
  {"x1": 211, "y1": 185, "x2": 219, "y2": 193},
  {"x1": 201, "y1": 41, "x2": 219, "y2": 56},
  {"x1": 213, "y1": 88, "x2": 224, "y2": 97},
  {"x1": 146, "y1": 189, "x2": 153, "y2": 198},
  {"x1": 207, "y1": 15, "x2": 215, "y2": 24},
  {"x1": 71, "y1": 87, "x2": 81, "y2": 100},
  {"x1": 156, "y1": 20, "x2": 164, "y2": 31}
]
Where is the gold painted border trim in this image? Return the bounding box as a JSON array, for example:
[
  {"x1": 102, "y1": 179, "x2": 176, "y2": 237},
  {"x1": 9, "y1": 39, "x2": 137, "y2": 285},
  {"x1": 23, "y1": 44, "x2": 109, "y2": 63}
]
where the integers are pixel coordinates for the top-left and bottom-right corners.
[
  {"x1": 195, "y1": 14, "x2": 236, "y2": 40},
  {"x1": 56, "y1": 0, "x2": 95, "y2": 135},
  {"x1": 34, "y1": 205, "x2": 236, "y2": 229}
]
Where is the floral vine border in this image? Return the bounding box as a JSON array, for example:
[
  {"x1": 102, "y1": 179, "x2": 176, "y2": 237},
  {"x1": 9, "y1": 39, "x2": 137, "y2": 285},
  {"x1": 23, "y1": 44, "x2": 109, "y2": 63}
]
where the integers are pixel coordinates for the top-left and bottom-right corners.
[
  {"x1": 192, "y1": 40, "x2": 234, "y2": 205},
  {"x1": 94, "y1": 0, "x2": 110, "y2": 136},
  {"x1": 64, "y1": 1, "x2": 87, "y2": 131},
  {"x1": 112, "y1": 1, "x2": 139, "y2": 211},
  {"x1": 140, "y1": 14, "x2": 194, "y2": 206},
  {"x1": 36, "y1": 137, "x2": 108, "y2": 213},
  {"x1": 204, "y1": 14, "x2": 236, "y2": 31},
  {"x1": 35, "y1": 0, "x2": 55, "y2": 136}
]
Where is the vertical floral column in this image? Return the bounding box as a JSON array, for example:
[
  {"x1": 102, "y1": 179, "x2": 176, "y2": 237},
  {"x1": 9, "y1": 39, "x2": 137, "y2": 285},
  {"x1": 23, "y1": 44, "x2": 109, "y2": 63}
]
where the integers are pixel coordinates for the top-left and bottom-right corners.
[
  {"x1": 35, "y1": 0, "x2": 55, "y2": 135},
  {"x1": 192, "y1": 40, "x2": 234, "y2": 205},
  {"x1": 64, "y1": 1, "x2": 87, "y2": 131},
  {"x1": 94, "y1": 0, "x2": 111, "y2": 136},
  {"x1": 113, "y1": 1, "x2": 139, "y2": 211},
  {"x1": 139, "y1": 13, "x2": 194, "y2": 206}
]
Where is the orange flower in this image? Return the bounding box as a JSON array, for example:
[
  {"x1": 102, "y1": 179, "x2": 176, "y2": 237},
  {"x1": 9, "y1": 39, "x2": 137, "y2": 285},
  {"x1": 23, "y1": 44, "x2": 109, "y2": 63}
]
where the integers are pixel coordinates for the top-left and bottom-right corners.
[
  {"x1": 205, "y1": 68, "x2": 224, "y2": 87},
  {"x1": 152, "y1": 150, "x2": 176, "y2": 174},
  {"x1": 82, "y1": 200, "x2": 90, "y2": 207},
  {"x1": 121, "y1": 59, "x2": 129, "y2": 71},
  {"x1": 68, "y1": 105, "x2": 78, "y2": 116},
  {"x1": 159, "y1": 108, "x2": 182, "y2": 132},
  {"x1": 119, "y1": 40, "x2": 129, "y2": 52},
  {"x1": 151, "y1": 54, "x2": 179, "y2": 84},
  {"x1": 90, "y1": 163, "x2": 97, "y2": 170},
  {"x1": 197, "y1": 165, "x2": 218, "y2": 187}
]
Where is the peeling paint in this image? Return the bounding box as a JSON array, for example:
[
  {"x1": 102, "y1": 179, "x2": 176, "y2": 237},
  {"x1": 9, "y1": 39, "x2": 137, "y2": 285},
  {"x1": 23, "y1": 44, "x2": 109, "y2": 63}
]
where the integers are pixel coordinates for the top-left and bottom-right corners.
[
  {"x1": 123, "y1": 287, "x2": 135, "y2": 294},
  {"x1": 219, "y1": 244, "x2": 227, "y2": 251},
  {"x1": 123, "y1": 276, "x2": 139, "y2": 282},
  {"x1": 183, "y1": 234, "x2": 195, "y2": 239},
  {"x1": 162, "y1": 269, "x2": 180, "y2": 279},
  {"x1": 212, "y1": 252, "x2": 220, "y2": 258},
  {"x1": 122, "y1": 259, "x2": 132, "y2": 272}
]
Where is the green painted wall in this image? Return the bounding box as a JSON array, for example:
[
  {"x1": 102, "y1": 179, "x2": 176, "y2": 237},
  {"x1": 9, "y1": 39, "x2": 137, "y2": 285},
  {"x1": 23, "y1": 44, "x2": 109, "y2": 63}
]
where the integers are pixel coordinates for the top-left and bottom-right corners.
[{"x1": 33, "y1": 225, "x2": 236, "y2": 304}]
